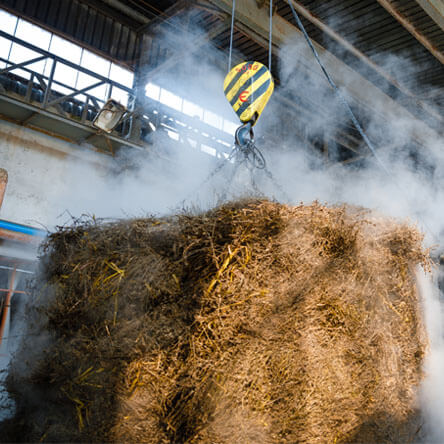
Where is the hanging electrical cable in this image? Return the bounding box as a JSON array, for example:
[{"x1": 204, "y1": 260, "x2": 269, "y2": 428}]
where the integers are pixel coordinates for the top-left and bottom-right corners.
[{"x1": 286, "y1": 0, "x2": 389, "y2": 175}]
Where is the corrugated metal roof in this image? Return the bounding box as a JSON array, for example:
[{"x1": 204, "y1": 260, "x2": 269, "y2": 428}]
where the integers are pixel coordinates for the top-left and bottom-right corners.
[
  {"x1": 0, "y1": 0, "x2": 142, "y2": 68},
  {"x1": 1, "y1": 0, "x2": 443, "y2": 135}
]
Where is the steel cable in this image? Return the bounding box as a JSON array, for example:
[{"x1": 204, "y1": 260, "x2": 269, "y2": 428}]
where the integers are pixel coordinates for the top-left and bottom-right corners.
[
  {"x1": 269, "y1": 0, "x2": 273, "y2": 71},
  {"x1": 286, "y1": 0, "x2": 390, "y2": 175},
  {"x1": 228, "y1": 0, "x2": 236, "y2": 72}
]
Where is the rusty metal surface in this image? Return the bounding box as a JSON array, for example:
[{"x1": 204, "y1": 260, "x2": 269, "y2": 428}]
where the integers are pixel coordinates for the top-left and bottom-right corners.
[
  {"x1": 0, "y1": 266, "x2": 15, "y2": 348},
  {"x1": 0, "y1": 229, "x2": 40, "y2": 244},
  {"x1": 0, "y1": 169, "x2": 7, "y2": 211}
]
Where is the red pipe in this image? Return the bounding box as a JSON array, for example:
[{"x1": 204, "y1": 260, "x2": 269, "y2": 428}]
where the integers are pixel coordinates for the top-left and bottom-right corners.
[
  {"x1": 0, "y1": 267, "x2": 16, "y2": 349},
  {"x1": 0, "y1": 169, "x2": 7, "y2": 211}
]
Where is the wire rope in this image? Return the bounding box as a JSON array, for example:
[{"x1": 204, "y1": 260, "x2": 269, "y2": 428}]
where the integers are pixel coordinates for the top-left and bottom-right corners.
[
  {"x1": 269, "y1": 0, "x2": 273, "y2": 71},
  {"x1": 286, "y1": 0, "x2": 389, "y2": 175},
  {"x1": 228, "y1": 0, "x2": 236, "y2": 72}
]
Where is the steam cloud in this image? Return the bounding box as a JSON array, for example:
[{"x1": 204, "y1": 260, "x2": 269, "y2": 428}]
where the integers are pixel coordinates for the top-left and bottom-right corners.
[{"x1": 4, "y1": 14, "x2": 444, "y2": 441}]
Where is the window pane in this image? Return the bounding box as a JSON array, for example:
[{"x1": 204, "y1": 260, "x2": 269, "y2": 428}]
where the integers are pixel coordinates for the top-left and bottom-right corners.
[
  {"x1": 8, "y1": 43, "x2": 42, "y2": 76},
  {"x1": 15, "y1": 19, "x2": 51, "y2": 50},
  {"x1": 202, "y1": 144, "x2": 217, "y2": 156},
  {"x1": 81, "y1": 49, "x2": 110, "y2": 77},
  {"x1": 0, "y1": 9, "x2": 18, "y2": 34},
  {"x1": 0, "y1": 36, "x2": 12, "y2": 62},
  {"x1": 203, "y1": 110, "x2": 223, "y2": 130},
  {"x1": 77, "y1": 71, "x2": 98, "y2": 89},
  {"x1": 223, "y1": 120, "x2": 238, "y2": 134},
  {"x1": 111, "y1": 88, "x2": 129, "y2": 107},
  {"x1": 110, "y1": 63, "x2": 133, "y2": 87},
  {"x1": 159, "y1": 88, "x2": 182, "y2": 111},
  {"x1": 54, "y1": 62, "x2": 78, "y2": 88},
  {"x1": 49, "y1": 35, "x2": 81, "y2": 64},
  {"x1": 51, "y1": 83, "x2": 73, "y2": 96},
  {"x1": 183, "y1": 100, "x2": 203, "y2": 119},
  {"x1": 88, "y1": 83, "x2": 108, "y2": 101},
  {"x1": 145, "y1": 82, "x2": 160, "y2": 100}
]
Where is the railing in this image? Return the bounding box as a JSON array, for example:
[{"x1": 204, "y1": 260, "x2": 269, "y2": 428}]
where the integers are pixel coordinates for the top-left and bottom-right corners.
[
  {"x1": 0, "y1": 30, "x2": 135, "y2": 134},
  {"x1": 0, "y1": 30, "x2": 233, "y2": 155}
]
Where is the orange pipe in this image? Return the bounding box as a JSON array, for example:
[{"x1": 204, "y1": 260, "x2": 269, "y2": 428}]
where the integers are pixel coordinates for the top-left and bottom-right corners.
[
  {"x1": 0, "y1": 288, "x2": 26, "y2": 294},
  {"x1": 0, "y1": 267, "x2": 16, "y2": 349},
  {"x1": 0, "y1": 228, "x2": 40, "y2": 244},
  {"x1": 0, "y1": 169, "x2": 7, "y2": 210}
]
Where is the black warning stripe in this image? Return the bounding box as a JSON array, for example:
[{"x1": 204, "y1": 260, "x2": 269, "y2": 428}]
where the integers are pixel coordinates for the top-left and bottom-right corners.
[
  {"x1": 223, "y1": 62, "x2": 249, "y2": 95},
  {"x1": 229, "y1": 66, "x2": 268, "y2": 107},
  {"x1": 235, "y1": 79, "x2": 271, "y2": 118}
]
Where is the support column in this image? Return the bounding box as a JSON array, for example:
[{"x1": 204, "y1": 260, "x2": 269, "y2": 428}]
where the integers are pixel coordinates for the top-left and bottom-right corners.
[{"x1": 130, "y1": 33, "x2": 153, "y2": 142}]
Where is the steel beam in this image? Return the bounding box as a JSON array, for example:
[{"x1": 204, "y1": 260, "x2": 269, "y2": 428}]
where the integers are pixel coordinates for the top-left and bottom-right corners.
[
  {"x1": 100, "y1": 0, "x2": 151, "y2": 25},
  {"x1": 415, "y1": 0, "x2": 444, "y2": 33},
  {"x1": 0, "y1": 93, "x2": 145, "y2": 151},
  {"x1": 0, "y1": 56, "x2": 47, "y2": 75},
  {"x1": 376, "y1": 0, "x2": 444, "y2": 65},
  {"x1": 143, "y1": 20, "x2": 230, "y2": 82},
  {"x1": 287, "y1": 0, "x2": 443, "y2": 128},
  {"x1": 137, "y1": 0, "x2": 191, "y2": 34},
  {"x1": 48, "y1": 81, "x2": 105, "y2": 107},
  {"x1": 205, "y1": 0, "x2": 439, "y2": 142}
]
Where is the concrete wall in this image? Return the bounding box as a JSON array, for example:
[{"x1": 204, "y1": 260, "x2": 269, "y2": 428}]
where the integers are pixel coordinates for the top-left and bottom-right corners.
[{"x1": 0, "y1": 119, "x2": 112, "y2": 227}]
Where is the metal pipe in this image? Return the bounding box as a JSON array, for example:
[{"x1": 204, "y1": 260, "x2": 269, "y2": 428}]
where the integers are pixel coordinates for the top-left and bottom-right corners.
[
  {"x1": 0, "y1": 265, "x2": 34, "y2": 275},
  {"x1": 100, "y1": 0, "x2": 150, "y2": 24},
  {"x1": 0, "y1": 220, "x2": 45, "y2": 237},
  {"x1": 0, "y1": 267, "x2": 16, "y2": 349},
  {"x1": 376, "y1": 0, "x2": 444, "y2": 65},
  {"x1": 0, "y1": 169, "x2": 7, "y2": 210},
  {"x1": 0, "y1": 229, "x2": 40, "y2": 244}
]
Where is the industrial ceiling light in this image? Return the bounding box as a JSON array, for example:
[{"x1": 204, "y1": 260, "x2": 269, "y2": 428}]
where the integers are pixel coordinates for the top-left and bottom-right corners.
[{"x1": 93, "y1": 99, "x2": 127, "y2": 133}]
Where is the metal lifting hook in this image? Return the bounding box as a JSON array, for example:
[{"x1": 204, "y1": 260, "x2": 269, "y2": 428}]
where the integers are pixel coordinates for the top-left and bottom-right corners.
[{"x1": 232, "y1": 119, "x2": 266, "y2": 170}]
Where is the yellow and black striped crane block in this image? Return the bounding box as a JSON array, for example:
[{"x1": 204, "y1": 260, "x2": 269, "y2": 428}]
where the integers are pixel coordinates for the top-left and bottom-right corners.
[{"x1": 223, "y1": 61, "x2": 274, "y2": 126}]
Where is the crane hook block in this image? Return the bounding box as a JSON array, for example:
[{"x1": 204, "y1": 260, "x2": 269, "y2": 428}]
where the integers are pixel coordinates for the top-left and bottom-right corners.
[{"x1": 224, "y1": 61, "x2": 274, "y2": 126}]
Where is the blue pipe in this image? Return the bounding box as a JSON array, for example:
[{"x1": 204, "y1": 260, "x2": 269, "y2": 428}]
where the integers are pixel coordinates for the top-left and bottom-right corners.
[{"x1": 0, "y1": 220, "x2": 46, "y2": 237}]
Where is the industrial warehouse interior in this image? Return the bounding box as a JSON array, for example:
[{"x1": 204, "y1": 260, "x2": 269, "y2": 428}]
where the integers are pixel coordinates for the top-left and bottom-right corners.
[{"x1": 0, "y1": 0, "x2": 444, "y2": 442}]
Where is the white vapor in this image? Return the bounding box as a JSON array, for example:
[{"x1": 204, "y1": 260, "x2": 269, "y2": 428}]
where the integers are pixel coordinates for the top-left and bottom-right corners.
[{"x1": 6, "y1": 14, "x2": 444, "y2": 440}]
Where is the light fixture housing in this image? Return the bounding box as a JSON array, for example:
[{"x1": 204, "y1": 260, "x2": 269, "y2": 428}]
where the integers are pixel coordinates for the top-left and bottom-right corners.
[{"x1": 93, "y1": 99, "x2": 127, "y2": 133}]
